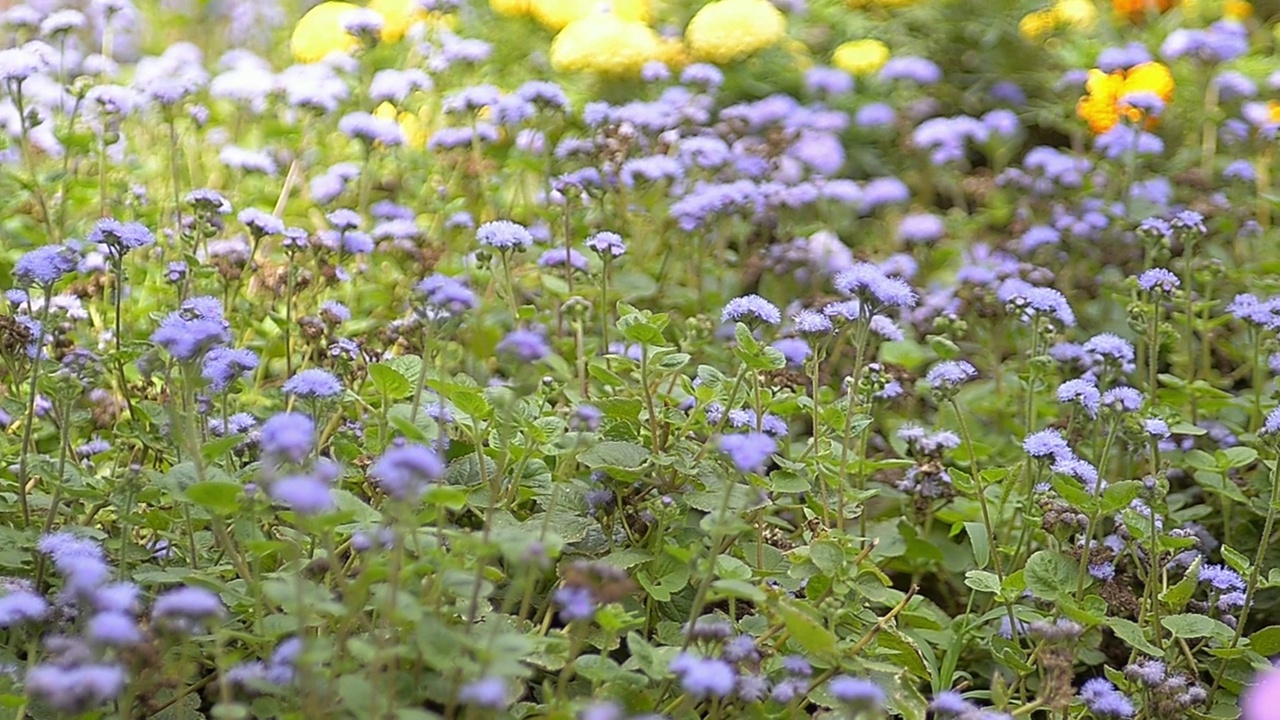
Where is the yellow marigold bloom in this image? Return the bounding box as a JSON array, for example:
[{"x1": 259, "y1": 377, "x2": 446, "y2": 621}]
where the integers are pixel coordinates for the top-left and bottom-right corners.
[
  {"x1": 369, "y1": 0, "x2": 424, "y2": 42},
  {"x1": 530, "y1": 0, "x2": 650, "y2": 31},
  {"x1": 685, "y1": 0, "x2": 786, "y2": 64},
  {"x1": 1225, "y1": 0, "x2": 1252, "y2": 20},
  {"x1": 1112, "y1": 0, "x2": 1175, "y2": 20},
  {"x1": 1076, "y1": 61, "x2": 1174, "y2": 134},
  {"x1": 550, "y1": 12, "x2": 660, "y2": 74},
  {"x1": 290, "y1": 1, "x2": 364, "y2": 63},
  {"x1": 490, "y1": 0, "x2": 531, "y2": 16},
  {"x1": 831, "y1": 39, "x2": 889, "y2": 76},
  {"x1": 1018, "y1": 9, "x2": 1059, "y2": 39},
  {"x1": 656, "y1": 37, "x2": 691, "y2": 70},
  {"x1": 374, "y1": 102, "x2": 430, "y2": 148},
  {"x1": 1053, "y1": 0, "x2": 1096, "y2": 28}
]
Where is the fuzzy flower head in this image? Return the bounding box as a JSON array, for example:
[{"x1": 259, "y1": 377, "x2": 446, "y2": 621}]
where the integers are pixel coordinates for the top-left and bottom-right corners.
[
  {"x1": 1137, "y1": 267, "x2": 1179, "y2": 293},
  {"x1": 371, "y1": 442, "x2": 444, "y2": 500},
  {"x1": 1243, "y1": 667, "x2": 1280, "y2": 720},
  {"x1": 1076, "y1": 62, "x2": 1174, "y2": 134},
  {"x1": 585, "y1": 231, "x2": 627, "y2": 257},
  {"x1": 549, "y1": 12, "x2": 660, "y2": 76},
  {"x1": 722, "y1": 294, "x2": 781, "y2": 326},
  {"x1": 90, "y1": 219, "x2": 154, "y2": 256},
  {"x1": 832, "y1": 39, "x2": 889, "y2": 76},
  {"x1": 685, "y1": 0, "x2": 785, "y2": 64},
  {"x1": 282, "y1": 368, "x2": 343, "y2": 399},
  {"x1": 670, "y1": 653, "x2": 737, "y2": 699},
  {"x1": 14, "y1": 245, "x2": 77, "y2": 288},
  {"x1": 718, "y1": 432, "x2": 777, "y2": 474},
  {"x1": 476, "y1": 220, "x2": 533, "y2": 251},
  {"x1": 926, "y1": 360, "x2": 977, "y2": 394},
  {"x1": 834, "y1": 263, "x2": 917, "y2": 309}
]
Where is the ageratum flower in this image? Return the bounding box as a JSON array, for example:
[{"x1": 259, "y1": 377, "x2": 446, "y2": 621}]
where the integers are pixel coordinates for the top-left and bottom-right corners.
[
  {"x1": 238, "y1": 208, "x2": 285, "y2": 238},
  {"x1": 718, "y1": 432, "x2": 777, "y2": 473},
  {"x1": 458, "y1": 677, "x2": 509, "y2": 709},
  {"x1": 1137, "y1": 267, "x2": 1179, "y2": 292},
  {"x1": 370, "y1": 442, "x2": 444, "y2": 500},
  {"x1": 282, "y1": 368, "x2": 343, "y2": 399},
  {"x1": 151, "y1": 311, "x2": 229, "y2": 362},
  {"x1": 260, "y1": 412, "x2": 315, "y2": 463},
  {"x1": 497, "y1": 328, "x2": 550, "y2": 362},
  {"x1": 90, "y1": 219, "x2": 154, "y2": 255},
  {"x1": 879, "y1": 56, "x2": 942, "y2": 84},
  {"x1": 268, "y1": 475, "x2": 335, "y2": 515},
  {"x1": 14, "y1": 245, "x2": 77, "y2": 287},
  {"x1": 925, "y1": 360, "x2": 977, "y2": 389},
  {"x1": 415, "y1": 274, "x2": 476, "y2": 318},
  {"x1": 201, "y1": 347, "x2": 259, "y2": 393},
  {"x1": 834, "y1": 263, "x2": 917, "y2": 309},
  {"x1": 0, "y1": 590, "x2": 47, "y2": 627},
  {"x1": 185, "y1": 188, "x2": 232, "y2": 215},
  {"x1": 152, "y1": 586, "x2": 225, "y2": 631},
  {"x1": 1079, "y1": 678, "x2": 1134, "y2": 718},
  {"x1": 670, "y1": 653, "x2": 736, "y2": 699},
  {"x1": 1023, "y1": 429, "x2": 1071, "y2": 460},
  {"x1": 25, "y1": 664, "x2": 125, "y2": 713},
  {"x1": 536, "y1": 248, "x2": 589, "y2": 272},
  {"x1": 476, "y1": 220, "x2": 533, "y2": 251},
  {"x1": 829, "y1": 676, "x2": 885, "y2": 708},
  {"x1": 585, "y1": 231, "x2": 627, "y2": 258},
  {"x1": 338, "y1": 111, "x2": 404, "y2": 146},
  {"x1": 722, "y1": 294, "x2": 781, "y2": 325}
]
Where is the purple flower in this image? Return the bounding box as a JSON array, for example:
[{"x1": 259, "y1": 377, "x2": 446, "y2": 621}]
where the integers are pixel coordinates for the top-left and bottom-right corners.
[
  {"x1": 925, "y1": 360, "x2": 977, "y2": 389},
  {"x1": 834, "y1": 263, "x2": 917, "y2": 308},
  {"x1": 879, "y1": 56, "x2": 942, "y2": 84},
  {"x1": 536, "y1": 248, "x2": 589, "y2": 272},
  {"x1": 829, "y1": 676, "x2": 884, "y2": 707},
  {"x1": 722, "y1": 294, "x2": 781, "y2": 325},
  {"x1": 681, "y1": 63, "x2": 724, "y2": 89},
  {"x1": 185, "y1": 189, "x2": 231, "y2": 215},
  {"x1": 718, "y1": 432, "x2": 777, "y2": 473},
  {"x1": 90, "y1": 219, "x2": 154, "y2": 254},
  {"x1": 1263, "y1": 407, "x2": 1280, "y2": 436},
  {"x1": 370, "y1": 442, "x2": 444, "y2": 500},
  {"x1": 515, "y1": 80, "x2": 570, "y2": 110},
  {"x1": 1098, "y1": 42, "x2": 1151, "y2": 72},
  {"x1": 1224, "y1": 159, "x2": 1256, "y2": 182},
  {"x1": 443, "y1": 84, "x2": 501, "y2": 114},
  {"x1": 282, "y1": 368, "x2": 343, "y2": 399},
  {"x1": 1137, "y1": 268, "x2": 1179, "y2": 293},
  {"x1": 930, "y1": 691, "x2": 975, "y2": 716},
  {"x1": 554, "y1": 586, "x2": 596, "y2": 621},
  {"x1": 260, "y1": 412, "x2": 315, "y2": 463},
  {"x1": 791, "y1": 309, "x2": 833, "y2": 336},
  {"x1": 151, "y1": 311, "x2": 229, "y2": 362},
  {"x1": 25, "y1": 664, "x2": 125, "y2": 713},
  {"x1": 1124, "y1": 659, "x2": 1167, "y2": 687},
  {"x1": 497, "y1": 328, "x2": 550, "y2": 362},
  {"x1": 339, "y1": 111, "x2": 405, "y2": 147},
  {"x1": 670, "y1": 653, "x2": 736, "y2": 699},
  {"x1": 1083, "y1": 333, "x2": 1135, "y2": 365},
  {"x1": 1023, "y1": 429, "x2": 1071, "y2": 460},
  {"x1": 855, "y1": 102, "x2": 896, "y2": 128},
  {"x1": 458, "y1": 677, "x2": 509, "y2": 709},
  {"x1": 781, "y1": 656, "x2": 812, "y2": 677},
  {"x1": 268, "y1": 475, "x2": 334, "y2": 515},
  {"x1": 88, "y1": 612, "x2": 141, "y2": 646},
  {"x1": 1200, "y1": 563, "x2": 1246, "y2": 591},
  {"x1": 771, "y1": 338, "x2": 810, "y2": 366},
  {"x1": 201, "y1": 347, "x2": 258, "y2": 393},
  {"x1": 14, "y1": 245, "x2": 77, "y2": 287},
  {"x1": 152, "y1": 586, "x2": 225, "y2": 626},
  {"x1": 823, "y1": 299, "x2": 862, "y2": 322},
  {"x1": 415, "y1": 274, "x2": 476, "y2": 317},
  {"x1": 476, "y1": 220, "x2": 533, "y2": 251},
  {"x1": 804, "y1": 66, "x2": 854, "y2": 96},
  {"x1": 897, "y1": 213, "x2": 945, "y2": 244},
  {"x1": 585, "y1": 231, "x2": 626, "y2": 257},
  {"x1": 238, "y1": 208, "x2": 285, "y2": 237},
  {"x1": 1101, "y1": 386, "x2": 1143, "y2": 412},
  {"x1": 1058, "y1": 378, "x2": 1102, "y2": 417},
  {"x1": 369, "y1": 68, "x2": 432, "y2": 103},
  {"x1": 0, "y1": 590, "x2": 47, "y2": 627},
  {"x1": 1079, "y1": 678, "x2": 1134, "y2": 718}
]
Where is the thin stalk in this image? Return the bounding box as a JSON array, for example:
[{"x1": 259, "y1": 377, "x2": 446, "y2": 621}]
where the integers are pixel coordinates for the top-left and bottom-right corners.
[{"x1": 15, "y1": 288, "x2": 53, "y2": 528}]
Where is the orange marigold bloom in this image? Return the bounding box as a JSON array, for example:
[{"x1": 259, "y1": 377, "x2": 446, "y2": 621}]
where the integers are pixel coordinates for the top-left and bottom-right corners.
[
  {"x1": 1112, "y1": 0, "x2": 1175, "y2": 20},
  {"x1": 1076, "y1": 62, "x2": 1174, "y2": 134}
]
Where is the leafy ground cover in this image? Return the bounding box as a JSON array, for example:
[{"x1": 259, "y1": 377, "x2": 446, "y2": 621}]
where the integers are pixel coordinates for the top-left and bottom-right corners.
[{"x1": 3, "y1": 0, "x2": 1280, "y2": 718}]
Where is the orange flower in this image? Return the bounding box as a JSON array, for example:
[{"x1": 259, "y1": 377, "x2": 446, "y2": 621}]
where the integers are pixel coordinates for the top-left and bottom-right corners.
[
  {"x1": 1112, "y1": 0, "x2": 1175, "y2": 20},
  {"x1": 1076, "y1": 62, "x2": 1174, "y2": 134}
]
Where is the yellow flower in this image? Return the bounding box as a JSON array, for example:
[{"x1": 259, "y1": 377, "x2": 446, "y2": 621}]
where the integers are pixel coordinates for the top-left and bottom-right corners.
[
  {"x1": 368, "y1": 0, "x2": 424, "y2": 42},
  {"x1": 1053, "y1": 0, "x2": 1096, "y2": 29},
  {"x1": 1018, "y1": 9, "x2": 1059, "y2": 39},
  {"x1": 290, "y1": 1, "x2": 365, "y2": 63},
  {"x1": 656, "y1": 37, "x2": 691, "y2": 70},
  {"x1": 550, "y1": 11, "x2": 660, "y2": 74},
  {"x1": 1076, "y1": 61, "x2": 1174, "y2": 134},
  {"x1": 490, "y1": 0, "x2": 532, "y2": 16},
  {"x1": 1225, "y1": 0, "x2": 1252, "y2": 20},
  {"x1": 374, "y1": 102, "x2": 430, "y2": 148},
  {"x1": 530, "y1": 0, "x2": 650, "y2": 31},
  {"x1": 685, "y1": 0, "x2": 786, "y2": 64},
  {"x1": 831, "y1": 39, "x2": 888, "y2": 76}
]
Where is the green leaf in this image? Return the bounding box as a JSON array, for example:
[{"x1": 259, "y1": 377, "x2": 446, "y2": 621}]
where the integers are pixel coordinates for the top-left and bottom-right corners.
[
  {"x1": 1251, "y1": 626, "x2": 1280, "y2": 656},
  {"x1": 622, "y1": 321, "x2": 665, "y2": 346},
  {"x1": 809, "y1": 540, "x2": 844, "y2": 576},
  {"x1": 1160, "y1": 556, "x2": 1200, "y2": 613},
  {"x1": 775, "y1": 599, "x2": 837, "y2": 660},
  {"x1": 331, "y1": 490, "x2": 381, "y2": 524},
  {"x1": 1222, "y1": 446, "x2": 1259, "y2": 469},
  {"x1": 1162, "y1": 613, "x2": 1235, "y2": 642},
  {"x1": 1220, "y1": 545, "x2": 1253, "y2": 576},
  {"x1": 964, "y1": 570, "x2": 1002, "y2": 595},
  {"x1": 200, "y1": 434, "x2": 244, "y2": 464},
  {"x1": 710, "y1": 579, "x2": 766, "y2": 603},
  {"x1": 1100, "y1": 481, "x2": 1143, "y2": 513},
  {"x1": 578, "y1": 441, "x2": 649, "y2": 470},
  {"x1": 964, "y1": 522, "x2": 990, "y2": 569},
  {"x1": 368, "y1": 363, "x2": 413, "y2": 399},
  {"x1": 184, "y1": 481, "x2": 242, "y2": 515},
  {"x1": 1024, "y1": 550, "x2": 1079, "y2": 601},
  {"x1": 1108, "y1": 618, "x2": 1162, "y2": 657},
  {"x1": 421, "y1": 485, "x2": 467, "y2": 510}
]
